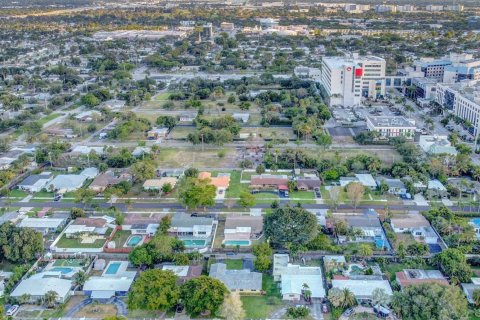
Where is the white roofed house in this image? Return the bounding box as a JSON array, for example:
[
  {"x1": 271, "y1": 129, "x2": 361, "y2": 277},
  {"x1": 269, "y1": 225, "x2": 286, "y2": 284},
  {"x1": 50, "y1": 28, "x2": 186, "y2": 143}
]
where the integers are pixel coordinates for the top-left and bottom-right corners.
[
  {"x1": 18, "y1": 216, "x2": 67, "y2": 235},
  {"x1": 169, "y1": 213, "x2": 215, "y2": 239},
  {"x1": 224, "y1": 215, "x2": 263, "y2": 241},
  {"x1": 17, "y1": 172, "x2": 53, "y2": 193},
  {"x1": 83, "y1": 261, "x2": 136, "y2": 299},
  {"x1": 46, "y1": 167, "x2": 99, "y2": 193},
  {"x1": 331, "y1": 278, "x2": 393, "y2": 303},
  {"x1": 340, "y1": 173, "x2": 377, "y2": 190},
  {"x1": 273, "y1": 254, "x2": 326, "y2": 301},
  {"x1": 10, "y1": 273, "x2": 73, "y2": 304}
]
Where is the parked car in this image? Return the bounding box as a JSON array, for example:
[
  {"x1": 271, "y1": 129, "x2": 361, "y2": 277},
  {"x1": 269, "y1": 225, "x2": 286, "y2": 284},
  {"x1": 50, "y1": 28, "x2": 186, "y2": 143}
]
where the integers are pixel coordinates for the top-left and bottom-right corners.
[
  {"x1": 6, "y1": 305, "x2": 19, "y2": 316},
  {"x1": 342, "y1": 308, "x2": 353, "y2": 317},
  {"x1": 54, "y1": 194, "x2": 62, "y2": 202}
]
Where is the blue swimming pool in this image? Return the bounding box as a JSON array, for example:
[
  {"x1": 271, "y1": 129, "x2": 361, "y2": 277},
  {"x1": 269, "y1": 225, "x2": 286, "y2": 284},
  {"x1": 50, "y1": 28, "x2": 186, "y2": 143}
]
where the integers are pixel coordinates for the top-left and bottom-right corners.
[
  {"x1": 471, "y1": 218, "x2": 480, "y2": 227},
  {"x1": 50, "y1": 267, "x2": 73, "y2": 274},
  {"x1": 126, "y1": 235, "x2": 142, "y2": 247},
  {"x1": 183, "y1": 239, "x2": 206, "y2": 247},
  {"x1": 223, "y1": 240, "x2": 251, "y2": 246},
  {"x1": 105, "y1": 262, "x2": 121, "y2": 275}
]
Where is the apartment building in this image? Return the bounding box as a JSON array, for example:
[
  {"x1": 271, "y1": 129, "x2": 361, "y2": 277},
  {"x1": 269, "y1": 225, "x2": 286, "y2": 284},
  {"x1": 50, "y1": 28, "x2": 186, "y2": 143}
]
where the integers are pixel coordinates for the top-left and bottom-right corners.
[
  {"x1": 436, "y1": 80, "x2": 480, "y2": 136},
  {"x1": 320, "y1": 54, "x2": 386, "y2": 107}
]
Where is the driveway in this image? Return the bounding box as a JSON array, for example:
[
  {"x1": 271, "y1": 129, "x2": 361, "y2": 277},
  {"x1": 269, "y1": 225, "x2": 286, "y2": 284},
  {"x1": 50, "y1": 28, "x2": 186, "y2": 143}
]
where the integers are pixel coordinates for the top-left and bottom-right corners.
[
  {"x1": 310, "y1": 298, "x2": 324, "y2": 320},
  {"x1": 64, "y1": 298, "x2": 92, "y2": 317},
  {"x1": 414, "y1": 194, "x2": 428, "y2": 206}
]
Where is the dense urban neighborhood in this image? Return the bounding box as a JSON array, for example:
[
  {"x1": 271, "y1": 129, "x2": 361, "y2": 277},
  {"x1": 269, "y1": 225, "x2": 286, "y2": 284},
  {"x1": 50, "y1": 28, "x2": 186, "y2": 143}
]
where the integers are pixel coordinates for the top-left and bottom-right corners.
[{"x1": 1, "y1": 0, "x2": 480, "y2": 319}]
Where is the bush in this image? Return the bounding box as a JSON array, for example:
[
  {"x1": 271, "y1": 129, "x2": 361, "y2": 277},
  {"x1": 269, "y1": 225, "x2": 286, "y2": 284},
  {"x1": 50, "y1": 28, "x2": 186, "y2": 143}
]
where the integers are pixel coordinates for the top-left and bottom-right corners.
[{"x1": 286, "y1": 306, "x2": 310, "y2": 319}]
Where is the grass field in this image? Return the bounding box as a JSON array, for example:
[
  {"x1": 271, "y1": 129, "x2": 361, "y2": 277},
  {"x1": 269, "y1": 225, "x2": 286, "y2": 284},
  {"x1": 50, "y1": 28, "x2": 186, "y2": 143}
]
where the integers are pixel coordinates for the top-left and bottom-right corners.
[
  {"x1": 241, "y1": 275, "x2": 282, "y2": 319},
  {"x1": 154, "y1": 147, "x2": 237, "y2": 168},
  {"x1": 8, "y1": 189, "x2": 28, "y2": 199},
  {"x1": 55, "y1": 234, "x2": 107, "y2": 248},
  {"x1": 226, "y1": 171, "x2": 249, "y2": 198},
  {"x1": 225, "y1": 259, "x2": 244, "y2": 270},
  {"x1": 111, "y1": 230, "x2": 131, "y2": 247},
  {"x1": 38, "y1": 113, "x2": 61, "y2": 127}
]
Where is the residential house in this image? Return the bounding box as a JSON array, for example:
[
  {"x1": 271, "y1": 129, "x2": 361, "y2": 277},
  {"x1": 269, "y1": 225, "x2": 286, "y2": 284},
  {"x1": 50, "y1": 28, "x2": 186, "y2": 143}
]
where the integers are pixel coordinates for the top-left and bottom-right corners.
[
  {"x1": 169, "y1": 213, "x2": 215, "y2": 239},
  {"x1": 198, "y1": 172, "x2": 230, "y2": 191},
  {"x1": 427, "y1": 179, "x2": 448, "y2": 197},
  {"x1": 161, "y1": 265, "x2": 202, "y2": 284},
  {"x1": 143, "y1": 177, "x2": 178, "y2": 191},
  {"x1": 250, "y1": 174, "x2": 289, "y2": 190},
  {"x1": 64, "y1": 217, "x2": 113, "y2": 237},
  {"x1": 89, "y1": 170, "x2": 132, "y2": 192},
  {"x1": 340, "y1": 173, "x2": 377, "y2": 190},
  {"x1": 396, "y1": 269, "x2": 449, "y2": 289},
  {"x1": 75, "y1": 110, "x2": 101, "y2": 122},
  {"x1": 17, "y1": 172, "x2": 53, "y2": 193},
  {"x1": 390, "y1": 212, "x2": 439, "y2": 245},
  {"x1": 375, "y1": 177, "x2": 407, "y2": 195},
  {"x1": 461, "y1": 278, "x2": 480, "y2": 304},
  {"x1": 157, "y1": 169, "x2": 184, "y2": 178},
  {"x1": 46, "y1": 167, "x2": 99, "y2": 193},
  {"x1": 338, "y1": 209, "x2": 391, "y2": 249},
  {"x1": 147, "y1": 127, "x2": 168, "y2": 140},
  {"x1": 179, "y1": 112, "x2": 197, "y2": 122},
  {"x1": 331, "y1": 278, "x2": 393, "y2": 302},
  {"x1": 11, "y1": 273, "x2": 72, "y2": 304},
  {"x1": 296, "y1": 176, "x2": 321, "y2": 191},
  {"x1": 132, "y1": 146, "x2": 151, "y2": 158},
  {"x1": 209, "y1": 263, "x2": 262, "y2": 292},
  {"x1": 224, "y1": 215, "x2": 263, "y2": 241},
  {"x1": 469, "y1": 218, "x2": 480, "y2": 239},
  {"x1": 70, "y1": 146, "x2": 105, "y2": 156},
  {"x1": 83, "y1": 261, "x2": 136, "y2": 299},
  {"x1": 232, "y1": 113, "x2": 250, "y2": 123},
  {"x1": 273, "y1": 254, "x2": 326, "y2": 301},
  {"x1": 18, "y1": 217, "x2": 67, "y2": 235},
  {"x1": 419, "y1": 135, "x2": 458, "y2": 156}
]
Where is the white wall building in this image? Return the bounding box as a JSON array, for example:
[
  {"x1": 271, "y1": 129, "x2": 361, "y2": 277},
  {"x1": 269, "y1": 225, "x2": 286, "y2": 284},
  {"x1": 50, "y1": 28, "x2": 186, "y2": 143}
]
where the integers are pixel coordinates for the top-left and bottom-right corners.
[
  {"x1": 366, "y1": 116, "x2": 416, "y2": 139},
  {"x1": 320, "y1": 54, "x2": 386, "y2": 107},
  {"x1": 436, "y1": 80, "x2": 480, "y2": 136}
]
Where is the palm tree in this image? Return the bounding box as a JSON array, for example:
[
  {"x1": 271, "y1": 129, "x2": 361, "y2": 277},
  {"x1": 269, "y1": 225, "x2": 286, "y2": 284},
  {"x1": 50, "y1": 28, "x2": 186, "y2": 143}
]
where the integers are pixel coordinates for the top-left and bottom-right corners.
[
  {"x1": 302, "y1": 283, "x2": 312, "y2": 302},
  {"x1": 73, "y1": 271, "x2": 87, "y2": 289},
  {"x1": 43, "y1": 290, "x2": 58, "y2": 308},
  {"x1": 341, "y1": 288, "x2": 356, "y2": 308}
]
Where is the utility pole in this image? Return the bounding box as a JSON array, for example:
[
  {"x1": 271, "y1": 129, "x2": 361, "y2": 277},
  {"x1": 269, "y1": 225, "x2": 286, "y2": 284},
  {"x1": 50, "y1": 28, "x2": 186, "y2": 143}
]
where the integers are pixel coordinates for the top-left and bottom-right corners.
[{"x1": 201, "y1": 133, "x2": 204, "y2": 152}]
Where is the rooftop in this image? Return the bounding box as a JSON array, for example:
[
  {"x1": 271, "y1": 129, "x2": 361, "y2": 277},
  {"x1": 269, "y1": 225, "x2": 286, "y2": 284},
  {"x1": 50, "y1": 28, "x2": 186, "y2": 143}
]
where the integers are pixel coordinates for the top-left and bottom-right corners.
[
  {"x1": 209, "y1": 263, "x2": 262, "y2": 291},
  {"x1": 367, "y1": 116, "x2": 415, "y2": 128}
]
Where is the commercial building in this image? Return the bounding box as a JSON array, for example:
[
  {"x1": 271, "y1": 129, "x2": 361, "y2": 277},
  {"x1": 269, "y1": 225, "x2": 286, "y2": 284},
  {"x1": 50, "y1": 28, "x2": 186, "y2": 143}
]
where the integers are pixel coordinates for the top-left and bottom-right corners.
[
  {"x1": 320, "y1": 54, "x2": 386, "y2": 107},
  {"x1": 436, "y1": 80, "x2": 480, "y2": 136},
  {"x1": 366, "y1": 116, "x2": 416, "y2": 139}
]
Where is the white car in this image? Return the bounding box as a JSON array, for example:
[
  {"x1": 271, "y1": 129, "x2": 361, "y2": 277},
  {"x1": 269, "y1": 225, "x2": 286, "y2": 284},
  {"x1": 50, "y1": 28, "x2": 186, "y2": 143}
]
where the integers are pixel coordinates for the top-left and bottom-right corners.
[{"x1": 6, "y1": 305, "x2": 19, "y2": 316}]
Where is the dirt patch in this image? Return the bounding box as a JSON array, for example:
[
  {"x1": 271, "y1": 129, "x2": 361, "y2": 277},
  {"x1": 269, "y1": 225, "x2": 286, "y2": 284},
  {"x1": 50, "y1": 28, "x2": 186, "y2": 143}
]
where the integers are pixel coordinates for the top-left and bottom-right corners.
[{"x1": 74, "y1": 304, "x2": 117, "y2": 318}]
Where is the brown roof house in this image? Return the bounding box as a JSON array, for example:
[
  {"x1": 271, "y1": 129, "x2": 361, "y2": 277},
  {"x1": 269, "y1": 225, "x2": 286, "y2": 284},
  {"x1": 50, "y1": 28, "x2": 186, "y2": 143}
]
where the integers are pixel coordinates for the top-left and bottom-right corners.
[
  {"x1": 224, "y1": 215, "x2": 263, "y2": 241},
  {"x1": 396, "y1": 269, "x2": 449, "y2": 289},
  {"x1": 250, "y1": 174, "x2": 289, "y2": 190},
  {"x1": 89, "y1": 170, "x2": 132, "y2": 192}
]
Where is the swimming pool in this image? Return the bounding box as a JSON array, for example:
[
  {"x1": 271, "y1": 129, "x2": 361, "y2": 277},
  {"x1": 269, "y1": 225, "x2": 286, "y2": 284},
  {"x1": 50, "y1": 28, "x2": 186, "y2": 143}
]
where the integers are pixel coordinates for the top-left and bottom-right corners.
[
  {"x1": 50, "y1": 267, "x2": 74, "y2": 274},
  {"x1": 126, "y1": 235, "x2": 142, "y2": 247},
  {"x1": 223, "y1": 240, "x2": 251, "y2": 246},
  {"x1": 105, "y1": 262, "x2": 122, "y2": 275},
  {"x1": 183, "y1": 239, "x2": 206, "y2": 247}
]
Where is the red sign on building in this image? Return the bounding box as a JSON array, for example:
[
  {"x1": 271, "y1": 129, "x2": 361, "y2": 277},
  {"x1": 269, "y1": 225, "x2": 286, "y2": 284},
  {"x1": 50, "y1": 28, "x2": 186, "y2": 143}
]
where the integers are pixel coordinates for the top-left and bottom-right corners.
[{"x1": 355, "y1": 68, "x2": 363, "y2": 77}]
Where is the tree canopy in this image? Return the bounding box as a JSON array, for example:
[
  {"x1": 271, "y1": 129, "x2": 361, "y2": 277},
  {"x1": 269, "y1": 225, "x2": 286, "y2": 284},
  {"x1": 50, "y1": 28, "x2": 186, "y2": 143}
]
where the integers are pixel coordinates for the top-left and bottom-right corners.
[
  {"x1": 391, "y1": 283, "x2": 468, "y2": 320},
  {"x1": 181, "y1": 276, "x2": 228, "y2": 316},
  {"x1": 264, "y1": 206, "x2": 318, "y2": 248}
]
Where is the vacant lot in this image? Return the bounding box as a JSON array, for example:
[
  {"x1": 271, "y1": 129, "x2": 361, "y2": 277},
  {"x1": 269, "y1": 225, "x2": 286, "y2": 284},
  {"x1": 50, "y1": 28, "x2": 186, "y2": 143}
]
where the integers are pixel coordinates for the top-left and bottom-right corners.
[
  {"x1": 155, "y1": 147, "x2": 239, "y2": 168},
  {"x1": 74, "y1": 304, "x2": 117, "y2": 318}
]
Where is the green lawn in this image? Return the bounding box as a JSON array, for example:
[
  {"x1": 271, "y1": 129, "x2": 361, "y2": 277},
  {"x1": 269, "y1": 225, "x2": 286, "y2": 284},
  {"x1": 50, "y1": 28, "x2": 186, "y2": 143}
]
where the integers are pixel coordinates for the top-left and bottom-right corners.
[
  {"x1": 32, "y1": 191, "x2": 54, "y2": 199},
  {"x1": 241, "y1": 275, "x2": 282, "y2": 319},
  {"x1": 154, "y1": 92, "x2": 171, "y2": 101},
  {"x1": 111, "y1": 230, "x2": 131, "y2": 247},
  {"x1": 225, "y1": 259, "x2": 244, "y2": 270},
  {"x1": 226, "y1": 171, "x2": 249, "y2": 198},
  {"x1": 55, "y1": 234, "x2": 107, "y2": 249},
  {"x1": 38, "y1": 113, "x2": 61, "y2": 126},
  {"x1": 8, "y1": 189, "x2": 28, "y2": 198}
]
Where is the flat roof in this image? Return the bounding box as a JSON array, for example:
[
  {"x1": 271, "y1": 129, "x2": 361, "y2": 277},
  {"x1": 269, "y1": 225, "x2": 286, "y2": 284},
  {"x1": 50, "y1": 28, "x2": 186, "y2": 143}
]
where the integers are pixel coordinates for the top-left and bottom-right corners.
[
  {"x1": 367, "y1": 116, "x2": 415, "y2": 128},
  {"x1": 11, "y1": 273, "x2": 72, "y2": 298},
  {"x1": 332, "y1": 279, "x2": 393, "y2": 297}
]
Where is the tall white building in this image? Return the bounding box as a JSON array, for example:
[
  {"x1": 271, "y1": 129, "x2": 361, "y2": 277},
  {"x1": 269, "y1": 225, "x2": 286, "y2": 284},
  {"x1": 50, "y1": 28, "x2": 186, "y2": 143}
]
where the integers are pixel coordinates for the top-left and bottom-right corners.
[
  {"x1": 320, "y1": 54, "x2": 386, "y2": 107},
  {"x1": 436, "y1": 80, "x2": 480, "y2": 137}
]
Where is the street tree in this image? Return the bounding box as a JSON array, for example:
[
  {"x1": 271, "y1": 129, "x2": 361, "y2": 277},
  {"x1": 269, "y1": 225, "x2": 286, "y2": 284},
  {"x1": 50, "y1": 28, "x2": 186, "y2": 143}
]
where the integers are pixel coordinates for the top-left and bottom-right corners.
[
  {"x1": 238, "y1": 191, "x2": 256, "y2": 210},
  {"x1": 346, "y1": 182, "x2": 364, "y2": 211}
]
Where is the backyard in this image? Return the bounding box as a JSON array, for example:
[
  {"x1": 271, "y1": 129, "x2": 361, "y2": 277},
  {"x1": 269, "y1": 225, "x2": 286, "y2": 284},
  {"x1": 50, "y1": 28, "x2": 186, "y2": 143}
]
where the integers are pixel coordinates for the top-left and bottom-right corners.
[
  {"x1": 55, "y1": 233, "x2": 108, "y2": 249},
  {"x1": 241, "y1": 275, "x2": 283, "y2": 319}
]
